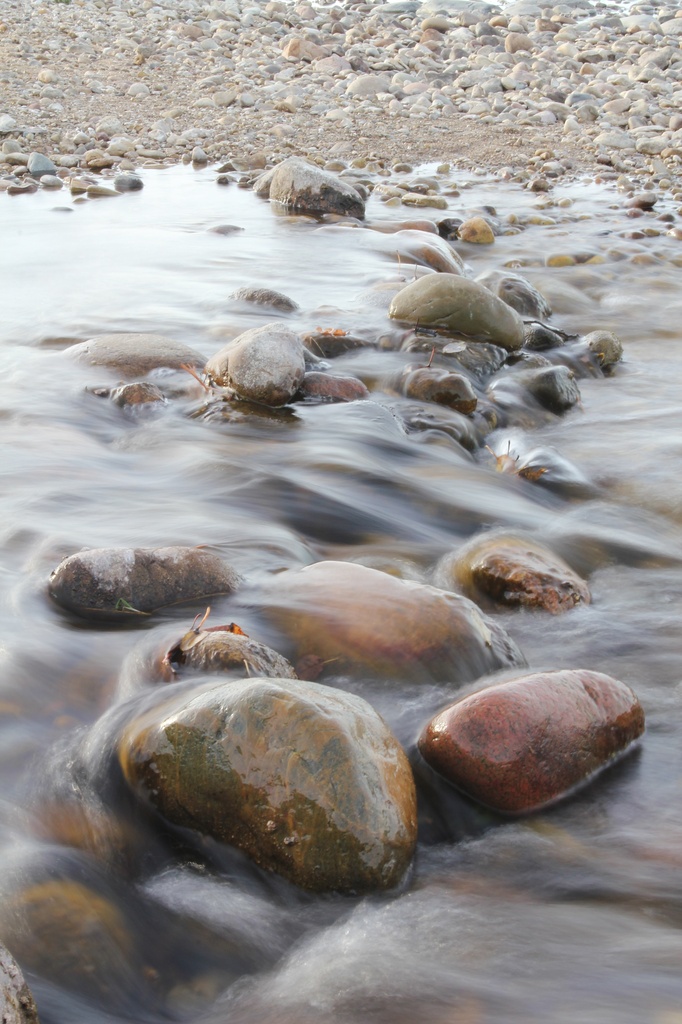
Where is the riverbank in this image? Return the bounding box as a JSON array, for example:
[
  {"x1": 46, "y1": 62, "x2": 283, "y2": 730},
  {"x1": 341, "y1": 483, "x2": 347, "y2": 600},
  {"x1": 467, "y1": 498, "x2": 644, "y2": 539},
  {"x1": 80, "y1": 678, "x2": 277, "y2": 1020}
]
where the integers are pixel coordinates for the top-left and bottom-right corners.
[{"x1": 1, "y1": 0, "x2": 682, "y2": 183}]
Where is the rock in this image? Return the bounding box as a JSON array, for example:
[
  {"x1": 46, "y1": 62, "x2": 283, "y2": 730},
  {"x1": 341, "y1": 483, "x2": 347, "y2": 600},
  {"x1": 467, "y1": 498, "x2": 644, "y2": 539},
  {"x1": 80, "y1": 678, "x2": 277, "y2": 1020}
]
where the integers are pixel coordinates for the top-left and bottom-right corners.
[
  {"x1": 266, "y1": 157, "x2": 365, "y2": 219},
  {"x1": 523, "y1": 323, "x2": 565, "y2": 350},
  {"x1": 477, "y1": 271, "x2": 552, "y2": 319},
  {"x1": 205, "y1": 322, "x2": 306, "y2": 407},
  {"x1": 119, "y1": 677, "x2": 417, "y2": 893},
  {"x1": 263, "y1": 561, "x2": 524, "y2": 683},
  {"x1": 302, "y1": 331, "x2": 372, "y2": 358},
  {"x1": 114, "y1": 173, "x2": 143, "y2": 192},
  {"x1": 165, "y1": 622, "x2": 297, "y2": 679},
  {"x1": 48, "y1": 546, "x2": 241, "y2": 621},
  {"x1": 520, "y1": 364, "x2": 581, "y2": 413},
  {"x1": 438, "y1": 530, "x2": 590, "y2": 613},
  {"x1": 505, "y1": 32, "x2": 534, "y2": 53},
  {"x1": 458, "y1": 216, "x2": 495, "y2": 244},
  {"x1": 399, "y1": 366, "x2": 478, "y2": 415},
  {"x1": 230, "y1": 286, "x2": 298, "y2": 312},
  {"x1": 346, "y1": 74, "x2": 391, "y2": 98},
  {"x1": 418, "y1": 670, "x2": 645, "y2": 814},
  {"x1": 109, "y1": 382, "x2": 166, "y2": 410},
  {"x1": 3, "y1": 880, "x2": 136, "y2": 1008},
  {"x1": 389, "y1": 275, "x2": 525, "y2": 352},
  {"x1": 0, "y1": 943, "x2": 40, "y2": 1024},
  {"x1": 295, "y1": 371, "x2": 369, "y2": 403},
  {"x1": 38, "y1": 174, "x2": 62, "y2": 190},
  {"x1": 281, "y1": 37, "x2": 327, "y2": 61},
  {"x1": 389, "y1": 230, "x2": 465, "y2": 275},
  {"x1": 27, "y1": 152, "x2": 57, "y2": 178},
  {"x1": 582, "y1": 329, "x2": 623, "y2": 369},
  {"x1": 66, "y1": 333, "x2": 204, "y2": 377}
]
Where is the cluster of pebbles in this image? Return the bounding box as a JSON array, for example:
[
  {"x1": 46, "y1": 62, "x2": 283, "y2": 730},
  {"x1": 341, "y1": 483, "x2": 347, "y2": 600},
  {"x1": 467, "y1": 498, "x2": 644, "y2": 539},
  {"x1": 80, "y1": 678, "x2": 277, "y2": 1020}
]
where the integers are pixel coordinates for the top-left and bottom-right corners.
[{"x1": 2, "y1": 0, "x2": 682, "y2": 185}]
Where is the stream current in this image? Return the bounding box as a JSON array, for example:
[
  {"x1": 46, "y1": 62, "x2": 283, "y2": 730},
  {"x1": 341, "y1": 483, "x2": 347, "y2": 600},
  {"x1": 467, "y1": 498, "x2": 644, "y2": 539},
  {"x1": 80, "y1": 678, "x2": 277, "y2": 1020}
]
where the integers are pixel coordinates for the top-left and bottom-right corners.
[{"x1": 1, "y1": 163, "x2": 682, "y2": 1024}]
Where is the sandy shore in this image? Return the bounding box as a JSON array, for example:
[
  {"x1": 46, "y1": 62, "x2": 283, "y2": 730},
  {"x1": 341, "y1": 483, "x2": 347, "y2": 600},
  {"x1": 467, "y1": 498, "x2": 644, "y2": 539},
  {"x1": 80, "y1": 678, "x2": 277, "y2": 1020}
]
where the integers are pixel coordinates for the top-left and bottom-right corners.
[{"x1": 1, "y1": 0, "x2": 681, "y2": 183}]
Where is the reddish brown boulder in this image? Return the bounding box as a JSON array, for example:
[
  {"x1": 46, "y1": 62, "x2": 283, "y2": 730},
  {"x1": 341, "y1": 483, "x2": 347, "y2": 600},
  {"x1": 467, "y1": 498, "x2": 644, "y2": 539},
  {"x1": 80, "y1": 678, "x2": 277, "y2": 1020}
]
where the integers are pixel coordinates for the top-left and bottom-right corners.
[
  {"x1": 295, "y1": 372, "x2": 369, "y2": 403},
  {"x1": 418, "y1": 670, "x2": 645, "y2": 814}
]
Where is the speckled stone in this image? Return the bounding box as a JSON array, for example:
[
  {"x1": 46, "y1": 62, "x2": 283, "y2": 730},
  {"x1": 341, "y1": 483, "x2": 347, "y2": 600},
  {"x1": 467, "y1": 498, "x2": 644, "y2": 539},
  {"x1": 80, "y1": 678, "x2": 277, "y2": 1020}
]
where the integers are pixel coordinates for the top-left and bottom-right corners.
[
  {"x1": 48, "y1": 546, "x2": 242, "y2": 620},
  {"x1": 119, "y1": 677, "x2": 417, "y2": 892},
  {"x1": 418, "y1": 670, "x2": 645, "y2": 814}
]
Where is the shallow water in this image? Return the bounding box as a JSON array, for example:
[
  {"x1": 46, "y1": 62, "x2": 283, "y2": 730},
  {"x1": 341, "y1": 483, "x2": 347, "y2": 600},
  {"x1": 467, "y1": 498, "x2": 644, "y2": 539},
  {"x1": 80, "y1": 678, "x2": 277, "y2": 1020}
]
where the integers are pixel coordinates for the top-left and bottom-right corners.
[{"x1": 2, "y1": 162, "x2": 682, "y2": 1024}]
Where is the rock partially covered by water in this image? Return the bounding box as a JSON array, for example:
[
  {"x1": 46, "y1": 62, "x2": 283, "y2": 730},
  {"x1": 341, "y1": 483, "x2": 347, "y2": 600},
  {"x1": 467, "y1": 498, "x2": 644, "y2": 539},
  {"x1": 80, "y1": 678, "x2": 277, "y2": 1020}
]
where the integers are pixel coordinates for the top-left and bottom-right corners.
[
  {"x1": 48, "y1": 546, "x2": 241, "y2": 620},
  {"x1": 418, "y1": 670, "x2": 645, "y2": 814},
  {"x1": 582, "y1": 330, "x2": 623, "y2": 370},
  {"x1": 263, "y1": 157, "x2": 365, "y2": 219},
  {"x1": 399, "y1": 366, "x2": 478, "y2": 415},
  {"x1": 66, "y1": 334, "x2": 204, "y2": 377},
  {"x1": 167, "y1": 622, "x2": 297, "y2": 679},
  {"x1": 2, "y1": 880, "x2": 135, "y2": 1009},
  {"x1": 264, "y1": 561, "x2": 524, "y2": 683},
  {"x1": 230, "y1": 286, "x2": 298, "y2": 313},
  {"x1": 206, "y1": 323, "x2": 306, "y2": 407},
  {"x1": 119, "y1": 677, "x2": 417, "y2": 893},
  {"x1": 389, "y1": 275, "x2": 524, "y2": 351},
  {"x1": 0, "y1": 943, "x2": 40, "y2": 1024},
  {"x1": 477, "y1": 271, "x2": 552, "y2": 319},
  {"x1": 438, "y1": 531, "x2": 590, "y2": 613},
  {"x1": 295, "y1": 371, "x2": 369, "y2": 403},
  {"x1": 520, "y1": 365, "x2": 581, "y2": 413}
]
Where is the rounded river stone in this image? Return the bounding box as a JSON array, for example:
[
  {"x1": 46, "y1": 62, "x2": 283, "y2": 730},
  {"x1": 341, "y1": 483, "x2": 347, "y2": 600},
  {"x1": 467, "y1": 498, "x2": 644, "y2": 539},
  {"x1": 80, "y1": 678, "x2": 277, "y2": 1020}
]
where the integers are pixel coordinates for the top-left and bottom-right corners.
[
  {"x1": 266, "y1": 157, "x2": 365, "y2": 219},
  {"x1": 400, "y1": 366, "x2": 478, "y2": 415},
  {"x1": 66, "y1": 333, "x2": 205, "y2": 377},
  {"x1": 48, "y1": 546, "x2": 242, "y2": 620},
  {"x1": 205, "y1": 322, "x2": 306, "y2": 407},
  {"x1": 442, "y1": 531, "x2": 590, "y2": 613},
  {"x1": 119, "y1": 677, "x2": 417, "y2": 893},
  {"x1": 264, "y1": 560, "x2": 524, "y2": 682},
  {"x1": 389, "y1": 275, "x2": 524, "y2": 351},
  {"x1": 419, "y1": 669, "x2": 645, "y2": 814}
]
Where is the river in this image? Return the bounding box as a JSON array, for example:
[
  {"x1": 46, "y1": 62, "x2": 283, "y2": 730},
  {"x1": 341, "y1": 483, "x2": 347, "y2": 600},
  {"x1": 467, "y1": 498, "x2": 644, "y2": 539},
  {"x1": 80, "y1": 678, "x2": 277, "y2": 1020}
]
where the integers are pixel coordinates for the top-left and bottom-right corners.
[{"x1": 1, "y1": 162, "x2": 682, "y2": 1023}]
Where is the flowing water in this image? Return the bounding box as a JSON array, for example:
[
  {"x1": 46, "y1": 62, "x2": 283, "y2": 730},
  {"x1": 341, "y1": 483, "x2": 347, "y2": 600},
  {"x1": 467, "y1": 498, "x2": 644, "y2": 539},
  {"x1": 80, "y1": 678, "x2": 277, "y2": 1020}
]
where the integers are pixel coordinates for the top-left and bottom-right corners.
[{"x1": 2, "y1": 163, "x2": 682, "y2": 1024}]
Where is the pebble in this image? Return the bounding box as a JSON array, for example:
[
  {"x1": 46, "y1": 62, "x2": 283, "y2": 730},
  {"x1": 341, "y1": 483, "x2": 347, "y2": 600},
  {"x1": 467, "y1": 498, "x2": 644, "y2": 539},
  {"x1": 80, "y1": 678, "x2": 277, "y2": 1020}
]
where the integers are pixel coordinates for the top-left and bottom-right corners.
[{"x1": 0, "y1": 0, "x2": 680, "y2": 181}]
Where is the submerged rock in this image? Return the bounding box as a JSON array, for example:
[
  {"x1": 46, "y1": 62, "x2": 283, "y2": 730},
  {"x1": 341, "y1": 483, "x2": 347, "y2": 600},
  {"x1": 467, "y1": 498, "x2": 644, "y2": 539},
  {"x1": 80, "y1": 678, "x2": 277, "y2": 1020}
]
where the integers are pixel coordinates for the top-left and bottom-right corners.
[
  {"x1": 263, "y1": 560, "x2": 524, "y2": 683},
  {"x1": 119, "y1": 677, "x2": 417, "y2": 893},
  {"x1": 399, "y1": 366, "x2": 478, "y2": 415},
  {"x1": 438, "y1": 530, "x2": 590, "y2": 613},
  {"x1": 477, "y1": 271, "x2": 552, "y2": 319},
  {"x1": 230, "y1": 287, "x2": 298, "y2": 312},
  {"x1": 264, "y1": 157, "x2": 365, "y2": 219},
  {"x1": 2, "y1": 880, "x2": 136, "y2": 1008},
  {"x1": 520, "y1": 365, "x2": 581, "y2": 413},
  {"x1": 205, "y1": 323, "x2": 306, "y2": 407},
  {"x1": 48, "y1": 546, "x2": 241, "y2": 620},
  {"x1": 418, "y1": 670, "x2": 645, "y2": 814},
  {"x1": 458, "y1": 216, "x2": 495, "y2": 244},
  {"x1": 66, "y1": 334, "x2": 204, "y2": 377},
  {"x1": 295, "y1": 371, "x2": 369, "y2": 403},
  {"x1": 389, "y1": 275, "x2": 524, "y2": 351},
  {"x1": 0, "y1": 943, "x2": 40, "y2": 1024}
]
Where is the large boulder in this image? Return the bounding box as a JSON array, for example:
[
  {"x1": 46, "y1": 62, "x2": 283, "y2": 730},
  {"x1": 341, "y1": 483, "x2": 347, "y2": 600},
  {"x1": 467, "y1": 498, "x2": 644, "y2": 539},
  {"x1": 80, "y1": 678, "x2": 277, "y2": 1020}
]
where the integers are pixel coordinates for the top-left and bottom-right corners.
[
  {"x1": 264, "y1": 157, "x2": 365, "y2": 219},
  {"x1": 438, "y1": 531, "x2": 590, "y2": 613},
  {"x1": 418, "y1": 669, "x2": 645, "y2": 814},
  {"x1": 119, "y1": 677, "x2": 417, "y2": 893},
  {"x1": 205, "y1": 323, "x2": 306, "y2": 407},
  {"x1": 65, "y1": 334, "x2": 205, "y2": 377},
  {"x1": 389, "y1": 275, "x2": 525, "y2": 351},
  {"x1": 48, "y1": 546, "x2": 241, "y2": 620},
  {"x1": 0, "y1": 943, "x2": 40, "y2": 1024},
  {"x1": 263, "y1": 561, "x2": 524, "y2": 683}
]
